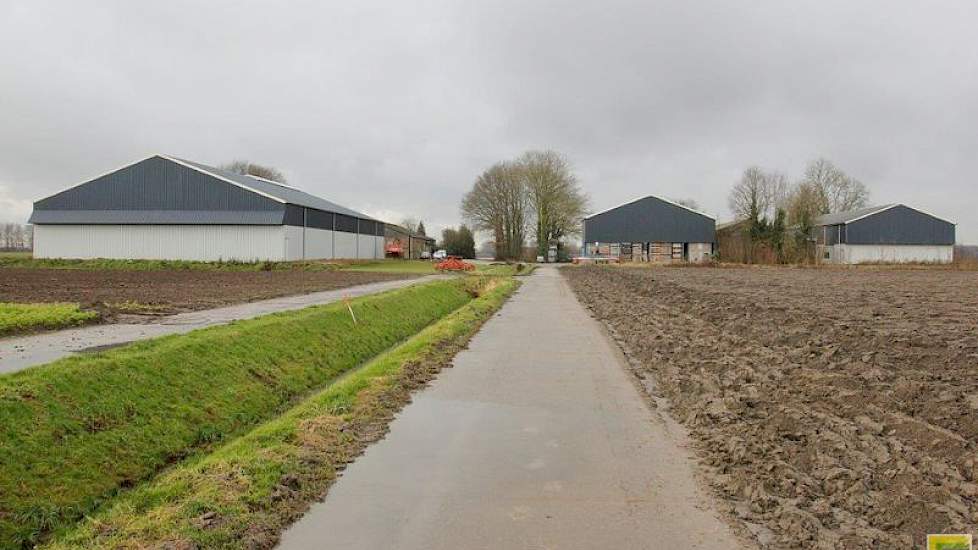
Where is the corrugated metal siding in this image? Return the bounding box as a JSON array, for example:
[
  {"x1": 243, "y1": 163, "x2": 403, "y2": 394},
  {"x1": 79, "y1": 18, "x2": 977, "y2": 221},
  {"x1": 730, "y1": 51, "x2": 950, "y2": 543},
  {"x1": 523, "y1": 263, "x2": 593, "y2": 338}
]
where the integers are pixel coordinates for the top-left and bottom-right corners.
[
  {"x1": 305, "y1": 228, "x2": 334, "y2": 259},
  {"x1": 583, "y1": 196, "x2": 715, "y2": 244},
  {"x1": 334, "y1": 232, "x2": 357, "y2": 258},
  {"x1": 335, "y1": 214, "x2": 357, "y2": 233},
  {"x1": 29, "y1": 210, "x2": 283, "y2": 225},
  {"x1": 33, "y1": 156, "x2": 284, "y2": 221},
  {"x1": 357, "y1": 234, "x2": 375, "y2": 258},
  {"x1": 374, "y1": 235, "x2": 384, "y2": 258},
  {"x1": 34, "y1": 225, "x2": 286, "y2": 261},
  {"x1": 306, "y1": 209, "x2": 334, "y2": 230},
  {"x1": 845, "y1": 205, "x2": 955, "y2": 245},
  {"x1": 173, "y1": 157, "x2": 378, "y2": 221}
]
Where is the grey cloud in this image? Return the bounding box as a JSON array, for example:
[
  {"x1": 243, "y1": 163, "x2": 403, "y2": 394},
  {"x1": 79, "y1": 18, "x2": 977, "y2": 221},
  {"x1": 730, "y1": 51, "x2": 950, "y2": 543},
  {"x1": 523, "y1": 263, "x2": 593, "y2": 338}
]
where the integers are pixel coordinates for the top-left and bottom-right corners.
[{"x1": 1, "y1": 0, "x2": 975, "y2": 241}]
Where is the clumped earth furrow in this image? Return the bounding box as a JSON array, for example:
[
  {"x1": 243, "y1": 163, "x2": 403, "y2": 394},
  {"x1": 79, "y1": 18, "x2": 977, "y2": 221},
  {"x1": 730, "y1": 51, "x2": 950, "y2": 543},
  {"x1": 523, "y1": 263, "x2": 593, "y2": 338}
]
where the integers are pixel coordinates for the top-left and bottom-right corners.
[
  {"x1": 563, "y1": 266, "x2": 978, "y2": 549},
  {"x1": 0, "y1": 268, "x2": 417, "y2": 316}
]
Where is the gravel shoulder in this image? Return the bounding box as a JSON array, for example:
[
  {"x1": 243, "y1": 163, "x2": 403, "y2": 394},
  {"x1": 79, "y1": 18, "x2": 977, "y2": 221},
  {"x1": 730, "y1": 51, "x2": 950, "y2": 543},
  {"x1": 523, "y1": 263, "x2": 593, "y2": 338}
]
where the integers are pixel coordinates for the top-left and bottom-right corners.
[{"x1": 563, "y1": 265, "x2": 978, "y2": 549}]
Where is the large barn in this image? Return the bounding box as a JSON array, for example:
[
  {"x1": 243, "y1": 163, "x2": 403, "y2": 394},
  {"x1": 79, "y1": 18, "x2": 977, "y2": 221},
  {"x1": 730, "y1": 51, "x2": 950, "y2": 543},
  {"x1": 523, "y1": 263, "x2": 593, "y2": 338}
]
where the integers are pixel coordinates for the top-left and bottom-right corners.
[
  {"x1": 582, "y1": 195, "x2": 716, "y2": 262},
  {"x1": 29, "y1": 155, "x2": 386, "y2": 261},
  {"x1": 814, "y1": 204, "x2": 955, "y2": 264}
]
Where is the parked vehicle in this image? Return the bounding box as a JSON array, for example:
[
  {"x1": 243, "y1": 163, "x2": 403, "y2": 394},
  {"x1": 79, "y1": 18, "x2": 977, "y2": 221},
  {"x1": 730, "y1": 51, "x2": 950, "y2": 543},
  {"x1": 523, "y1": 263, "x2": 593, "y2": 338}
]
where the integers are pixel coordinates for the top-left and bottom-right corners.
[{"x1": 432, "y1": 249, "x2": 447, "y2": 260}]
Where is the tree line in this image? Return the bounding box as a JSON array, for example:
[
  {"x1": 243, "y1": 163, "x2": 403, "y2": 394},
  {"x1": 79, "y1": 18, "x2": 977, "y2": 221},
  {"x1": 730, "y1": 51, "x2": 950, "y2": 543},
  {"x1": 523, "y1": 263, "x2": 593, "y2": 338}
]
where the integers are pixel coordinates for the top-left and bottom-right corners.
[
  {"x1": 0, "y1": 223, "x2": 32, "y2": 250},
  {"x1": 726, "y1": 157, "x2": 870, "y2": 263},
  {"x1": 461, "y1": 150, "x2": 589, "y2": 261}
]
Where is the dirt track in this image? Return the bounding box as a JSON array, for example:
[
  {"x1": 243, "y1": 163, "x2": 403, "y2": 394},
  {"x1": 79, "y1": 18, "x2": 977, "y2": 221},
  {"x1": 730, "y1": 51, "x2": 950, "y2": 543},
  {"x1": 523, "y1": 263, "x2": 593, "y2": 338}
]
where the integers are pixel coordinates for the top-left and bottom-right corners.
[
  {"x1": 564, "y1": 265, "x2": 978, "y2": 549},
  {"x1": 0, "y1": 268, "x2": 416, "y2": 317}
]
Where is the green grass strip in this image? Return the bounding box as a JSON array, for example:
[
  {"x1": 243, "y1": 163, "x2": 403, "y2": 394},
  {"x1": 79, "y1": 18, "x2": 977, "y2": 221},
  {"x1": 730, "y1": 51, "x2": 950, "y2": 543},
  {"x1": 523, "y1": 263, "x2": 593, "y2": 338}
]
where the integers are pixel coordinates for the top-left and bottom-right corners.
[
  {"x1": 0, "y1": 303, "x2": 98, "y2": 337},
  {"x1": 44, "y1": 277, "x2": 519, "y2": 549},
  {"x1": 0, "y1": 279, "x2": 474, "y2": 548}
]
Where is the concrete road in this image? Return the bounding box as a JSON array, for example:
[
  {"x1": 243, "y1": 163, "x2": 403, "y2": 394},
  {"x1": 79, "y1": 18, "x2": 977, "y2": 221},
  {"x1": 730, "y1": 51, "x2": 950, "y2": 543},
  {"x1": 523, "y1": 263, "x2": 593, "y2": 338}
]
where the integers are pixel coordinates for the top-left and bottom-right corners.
[
  {"x1": 0, "y1": 275, "x2": 445, "y2": 374},
  {"x1": 279, "y1": 266, "x2": 745, "y2": 550}
]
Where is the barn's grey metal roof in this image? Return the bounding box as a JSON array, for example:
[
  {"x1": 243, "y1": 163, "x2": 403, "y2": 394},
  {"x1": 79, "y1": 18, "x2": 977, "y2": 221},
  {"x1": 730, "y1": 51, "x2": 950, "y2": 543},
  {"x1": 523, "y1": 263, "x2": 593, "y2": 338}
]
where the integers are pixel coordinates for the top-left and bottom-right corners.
[
  {"x1": 814, "y1": 204, "x2": 895, "y2": 226},
  {"x1": 585, "y1": 195, "x2": 716, "y2": 220},
  {"x1": 582, "y1": 195, "x2": 716, "y2": 244},
  {"x1": 30, "y1": 210, "x2": 283, "y2": 225},
  {"x1": 165, "y1": 156, "x2": 378, "y2": 221}
]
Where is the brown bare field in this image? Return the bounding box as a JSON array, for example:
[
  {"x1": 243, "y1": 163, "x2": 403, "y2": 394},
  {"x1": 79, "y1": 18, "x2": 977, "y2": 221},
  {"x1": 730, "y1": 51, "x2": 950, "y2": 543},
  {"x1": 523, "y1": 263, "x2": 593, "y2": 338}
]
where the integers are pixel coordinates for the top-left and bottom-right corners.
[
  {"x1": 564, "y1": 265, "x2": 978, "y2": 549},
  {"x1": 0, "y1": 268, "x2": 418, "y2": 319}
]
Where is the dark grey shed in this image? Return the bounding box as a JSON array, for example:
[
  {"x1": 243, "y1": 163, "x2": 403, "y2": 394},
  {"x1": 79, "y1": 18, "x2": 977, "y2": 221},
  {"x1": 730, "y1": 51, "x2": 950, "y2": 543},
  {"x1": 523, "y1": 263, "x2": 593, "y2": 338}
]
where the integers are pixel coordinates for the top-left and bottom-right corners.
[
  {"x1": 813, "y1": 204, "x2": 954, "y2": 246},
  {"x1": 583, "y1": 195, "x2": 716, "y2": 244},
  {"x1": 29, "y1": 155, "x2": 384, "y2": 236}
]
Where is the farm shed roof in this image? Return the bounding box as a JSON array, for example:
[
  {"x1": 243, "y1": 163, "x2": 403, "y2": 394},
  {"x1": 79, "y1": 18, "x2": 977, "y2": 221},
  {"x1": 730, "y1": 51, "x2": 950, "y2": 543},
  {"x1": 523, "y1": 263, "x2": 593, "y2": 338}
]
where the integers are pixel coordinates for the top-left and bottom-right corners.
[
  {"x1": 167, "y1": 157, "x2": 377, "y2": 221},
  {"x1": 583, "y1": 195, "x2": 716, "y2": 244},
  {"x1": 585, "y1": 195, "x2": 716, "y2": 221},
  {"x1": 815, "y1": 204, "x2": 955, "y2": 246},
  {"x1": 814, "y1": 205, "x2": 896, "y2": 226},
  {"x1": 30, "y1": 155, "x2": 379, "y2": 225}
]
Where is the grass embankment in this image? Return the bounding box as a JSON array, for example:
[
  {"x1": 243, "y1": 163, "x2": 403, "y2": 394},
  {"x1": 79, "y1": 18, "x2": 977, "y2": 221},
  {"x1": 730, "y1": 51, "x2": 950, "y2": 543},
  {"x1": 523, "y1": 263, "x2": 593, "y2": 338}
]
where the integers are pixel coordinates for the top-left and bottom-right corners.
[
  {"x1": 0, "y1": 280, "x2": 475, "y2": 548},
  {"x1": 0, "y1": 303, "x2": 97, "y2": 337},
  {"x1": 47, "y1": 276, "x2": 519, "y2": 549}
]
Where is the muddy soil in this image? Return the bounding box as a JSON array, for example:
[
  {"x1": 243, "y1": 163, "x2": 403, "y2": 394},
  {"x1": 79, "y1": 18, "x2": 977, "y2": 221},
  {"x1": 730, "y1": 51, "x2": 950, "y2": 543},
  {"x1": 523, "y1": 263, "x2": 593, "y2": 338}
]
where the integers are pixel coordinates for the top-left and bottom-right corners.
[
  {"x1": 0, "y1": 268, "x2": 417, "y2": 318},
  {"x1": 564, "y1": 265, "x2": 978, "y2": 549}
]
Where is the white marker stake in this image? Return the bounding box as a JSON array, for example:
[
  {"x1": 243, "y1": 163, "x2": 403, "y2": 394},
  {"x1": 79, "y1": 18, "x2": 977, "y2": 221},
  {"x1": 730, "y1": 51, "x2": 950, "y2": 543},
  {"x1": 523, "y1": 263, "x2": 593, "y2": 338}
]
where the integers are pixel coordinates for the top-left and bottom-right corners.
[{"x1": 343, "y1": 297, "x2": 357, "y2": 325}]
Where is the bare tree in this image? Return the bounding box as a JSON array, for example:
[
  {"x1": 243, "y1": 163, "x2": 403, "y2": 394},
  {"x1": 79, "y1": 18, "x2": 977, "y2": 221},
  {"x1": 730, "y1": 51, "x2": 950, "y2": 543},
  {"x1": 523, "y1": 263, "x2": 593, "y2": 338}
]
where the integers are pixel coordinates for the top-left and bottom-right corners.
[
  {"x1": 220, "y1": 160, "x2": 287, "y2": 183},
  {"x1": 461, "y1": 162, "x2": 528, "y2": 260},
  {"x1": 519, "y1": 150, "x2": 589, "y2": 260},
  {"x1": 728, "y1": 167, "x2": 790, "y2": 222},
  {"x1": 802, "y1": 158, "x2": 869, "y2": 213},
  {"x1": 728, "y1": 167, "x2": 768, "y2": 222},
  {"x1": 399, "y1": 217, "x2": 421, "y2": 232}
]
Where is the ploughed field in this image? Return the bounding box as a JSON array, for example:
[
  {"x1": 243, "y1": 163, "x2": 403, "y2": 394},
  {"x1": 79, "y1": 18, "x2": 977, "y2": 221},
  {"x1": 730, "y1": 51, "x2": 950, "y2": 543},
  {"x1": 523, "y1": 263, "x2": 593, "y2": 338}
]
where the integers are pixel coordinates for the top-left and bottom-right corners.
[
  {"x1": 0, "y1": 268, "x2": 417, "y2": 318},
  {"x1": 564, "y1": 265, "x2": 978, "y2": 549}
]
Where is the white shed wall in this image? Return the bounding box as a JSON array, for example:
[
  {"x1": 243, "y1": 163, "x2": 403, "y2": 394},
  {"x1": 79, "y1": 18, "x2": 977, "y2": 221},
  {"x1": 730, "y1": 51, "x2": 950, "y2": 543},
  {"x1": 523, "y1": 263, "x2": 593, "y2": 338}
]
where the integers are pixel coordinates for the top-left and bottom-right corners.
[
  {"x1": 821, "y1": 244, "x2": 953, "y2": 264},
  {"x1": 357, "y1": 234, "x2": 375, "y2": 259},
  {"x1": 284, "y1": 226, "x2": 304, "y2": 261},
  {"x1": 334, "y1": 232, "x2": 357, "y2": 258},
  {"x1": 304, "y1": 228, "x2": 334, "y2": 259},
  {"x1": 375, "y1": 235, "x2": 384, "y2": 258},
  {"x1": 33, "y1": 224, "x2": 286, "y2": 261}
]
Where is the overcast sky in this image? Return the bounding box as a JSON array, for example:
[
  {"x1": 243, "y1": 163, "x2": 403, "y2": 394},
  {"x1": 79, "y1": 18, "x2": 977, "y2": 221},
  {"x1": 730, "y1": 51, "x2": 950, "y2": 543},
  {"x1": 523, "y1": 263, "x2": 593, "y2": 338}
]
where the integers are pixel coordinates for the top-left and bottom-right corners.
[{"x1": 1, "y1": 1, "x2": 975, "y2": 242}]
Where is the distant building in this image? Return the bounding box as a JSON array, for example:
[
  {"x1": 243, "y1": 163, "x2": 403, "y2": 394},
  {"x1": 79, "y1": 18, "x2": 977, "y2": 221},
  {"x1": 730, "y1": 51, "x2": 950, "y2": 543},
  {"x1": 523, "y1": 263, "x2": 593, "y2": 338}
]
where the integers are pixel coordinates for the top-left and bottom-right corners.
[
  {"x1": 582, "y1": 195, "x2": 715, "y2": 263},
  {"x1": 813, "y1": 204, "x2": 955, "y2": 264},
  {"x1": 384, "y1": 224, "x2": 435, "y2": 259},
  {"x1": 29, "y1": 155, "x2": 386, "y2": 261}
]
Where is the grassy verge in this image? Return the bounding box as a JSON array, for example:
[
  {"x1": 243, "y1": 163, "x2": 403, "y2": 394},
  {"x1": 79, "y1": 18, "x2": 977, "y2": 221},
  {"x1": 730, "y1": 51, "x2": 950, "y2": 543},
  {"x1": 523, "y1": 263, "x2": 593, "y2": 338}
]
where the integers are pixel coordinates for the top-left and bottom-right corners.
[
  {"x1": 334, "y1": 259, "x2": 440, "y2": 274},
  {"x1": 0, "y1": 280, "x2": 475, "y2": 547},
  {"x1": 0, "y1": 303, "x2": 98, "y2": 337},
  {"x1": 45, "y1": 277, "x2": 518, "y2": 549}
]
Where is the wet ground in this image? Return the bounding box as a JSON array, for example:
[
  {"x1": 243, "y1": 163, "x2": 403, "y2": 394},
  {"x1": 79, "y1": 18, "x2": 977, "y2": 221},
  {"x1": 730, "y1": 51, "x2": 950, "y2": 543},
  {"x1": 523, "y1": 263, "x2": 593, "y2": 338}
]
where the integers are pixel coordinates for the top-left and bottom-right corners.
[
  {"x1": 0, "y1": 268, "x2": 415, "y2": 317},
  {"x1": 279, "y1": 266, "x2": 745, "y2": 550},
  {"x1": 564, "y1": 265, "x2": 978, "y2": 549},
  {"x1": 0, "y1": 275, "x2": 445, "y2": 374}
]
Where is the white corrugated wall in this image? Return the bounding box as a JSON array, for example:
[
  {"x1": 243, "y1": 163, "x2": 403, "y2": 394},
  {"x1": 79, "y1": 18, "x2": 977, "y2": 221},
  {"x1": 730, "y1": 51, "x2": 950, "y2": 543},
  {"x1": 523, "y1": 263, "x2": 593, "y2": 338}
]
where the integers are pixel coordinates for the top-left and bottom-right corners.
[
  {"x1": 304, "y1": 228, "x2": 334, "y2": 259},
  {"x1": 833, "y1": 244, "x2": 953, "y2": 264},
  {"x1": 334, "y1": 232, "x2": 357, "y2": 258},
  {"x1": 374, "y1": 235, "x2": 384, "y2": 258},
  {"x1": 33, "y1": 225, "x2": 287, "y2": 261},
  {"x1": 357, "y1": 234, "x2": 375, "y2": 259}
]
